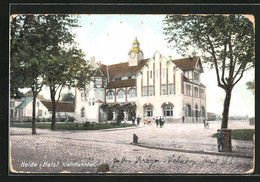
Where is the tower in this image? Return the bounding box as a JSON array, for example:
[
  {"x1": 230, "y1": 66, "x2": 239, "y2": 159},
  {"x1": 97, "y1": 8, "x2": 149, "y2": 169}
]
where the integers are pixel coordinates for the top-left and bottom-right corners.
[{"x1": 128, "y1": 37, "x2": 144, "y2": 66}]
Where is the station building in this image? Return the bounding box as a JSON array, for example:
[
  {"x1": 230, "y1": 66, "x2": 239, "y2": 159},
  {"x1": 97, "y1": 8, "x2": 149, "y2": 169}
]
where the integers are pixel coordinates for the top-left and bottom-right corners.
[{"x1": 75, "y1": 37, "x2": 207, "y2": 123}]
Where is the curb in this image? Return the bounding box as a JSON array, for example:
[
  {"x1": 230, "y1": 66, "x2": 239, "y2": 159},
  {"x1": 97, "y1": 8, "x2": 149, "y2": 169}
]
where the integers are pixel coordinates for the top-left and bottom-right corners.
[{"x1": 132, "y1": 143, "x2": 253, "y2": 159}]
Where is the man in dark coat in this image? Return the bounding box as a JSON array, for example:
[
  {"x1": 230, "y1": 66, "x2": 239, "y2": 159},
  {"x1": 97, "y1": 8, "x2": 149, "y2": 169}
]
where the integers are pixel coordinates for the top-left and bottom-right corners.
[{"x1": 216, "y1": 129, "x2": 224, "y2": 152}]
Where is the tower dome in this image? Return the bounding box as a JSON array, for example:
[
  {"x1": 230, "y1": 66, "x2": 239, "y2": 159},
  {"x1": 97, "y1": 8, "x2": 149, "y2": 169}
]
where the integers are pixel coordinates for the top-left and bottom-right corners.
[{"x1": 128, "y1": 37, "x2": 144, "y2": 66}]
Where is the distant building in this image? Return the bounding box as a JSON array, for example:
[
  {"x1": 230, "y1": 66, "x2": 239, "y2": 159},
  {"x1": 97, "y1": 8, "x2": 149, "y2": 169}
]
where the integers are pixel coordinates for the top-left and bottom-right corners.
[
  {"x1": 40, "y1": 100, "x2": 75, "y2": 119},
  {"x1": 10, "y1": 97, "x2": 50, "y2": 122},
  {"x1": 75, "y1": 37, "x2": 207, "y2": 123},
  {"x1": 207, "y1": 112, "x2": 217, "y2": 121}
]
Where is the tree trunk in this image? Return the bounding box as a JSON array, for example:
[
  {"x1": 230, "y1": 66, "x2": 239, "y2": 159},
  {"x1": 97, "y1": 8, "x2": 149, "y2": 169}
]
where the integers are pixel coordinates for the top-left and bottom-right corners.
[
  {"x1": 51, "y1": 95, "x2": 56, "y2": 130},
  {"x1": 221, "y1": 88, "x2": 232, "y2": 129},
  {"x1": 32, "y1": 95, "x2": 37, "y2": 134}
]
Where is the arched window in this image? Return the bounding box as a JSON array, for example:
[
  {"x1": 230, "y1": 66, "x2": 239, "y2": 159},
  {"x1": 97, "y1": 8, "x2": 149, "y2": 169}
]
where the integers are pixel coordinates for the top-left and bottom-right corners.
[
  {"x1": 107, "y1": 91, "x2": 114, "y2": 100},
  {"x1": 118, "y1": 90, "x2": 125, "y2": 99},
  {"x1": 163, "y1": 104, "x2": 173, "y2": 117},
  {"x1": 186, "y1": 104, "x2": 191, "y2": 117},
  {"x1": 81, "y1": 107, "x2": 85, "y2": 118},
  {"x1": 144, "y1": 105, "x2": 153, "y2": 117},
  {"x1": 129, "y1": 89, "x2": 136, "y2": 98},
  {"x1": 201, "y1": 106, "x2": 206, "y2": 118}
]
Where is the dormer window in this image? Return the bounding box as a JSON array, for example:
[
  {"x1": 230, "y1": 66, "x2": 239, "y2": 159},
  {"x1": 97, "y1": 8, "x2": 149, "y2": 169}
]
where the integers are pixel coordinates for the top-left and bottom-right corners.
[
  {"x1": 111, "y1": 77, "x2": 117, "y2": 81},
  {"x1": 121, "y1": 76, "x2": 128, "y2": 80},
  {"x1": 131, "y1": 75, "x2": 136, "y2": 79}
]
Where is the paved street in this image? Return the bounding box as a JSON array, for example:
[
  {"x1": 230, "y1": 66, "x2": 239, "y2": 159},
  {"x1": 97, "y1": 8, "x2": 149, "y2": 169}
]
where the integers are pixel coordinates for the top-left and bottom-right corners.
[{"x1": 10, "y1": 120, "x2": 254, "y2": 174}]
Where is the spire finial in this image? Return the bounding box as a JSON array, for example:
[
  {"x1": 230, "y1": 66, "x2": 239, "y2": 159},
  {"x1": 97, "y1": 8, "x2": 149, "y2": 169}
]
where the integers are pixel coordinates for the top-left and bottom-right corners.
[{"x1": 135, "y1": 36, "x2": 137, "y2": 40}]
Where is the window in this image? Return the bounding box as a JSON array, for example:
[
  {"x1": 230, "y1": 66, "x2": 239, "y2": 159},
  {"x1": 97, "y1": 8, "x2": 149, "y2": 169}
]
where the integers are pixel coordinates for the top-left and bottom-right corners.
[
  {"x1": 201, "y1": 106, "x2": 206, "y2": 118},
  {"x1": 194, "y1": 87, "x2": 199, "y2": 97},
  {"x1": 150, "y1": 70, "x2": 153, "y2": 79},
  {"x1": 108, "y1": 91, "x2": 114, "y2": 99},
  {"x1": 38, "y1": 110, "x2": 43, "y2": 117},
  {"x1": 200, "y1": 88, "x2": 204, "y2": 98},
  {"x1": 149, "y1": 86, "x2": 154, "y2": 96},
  {"x1": 118, "y1": 90, "x2": 125, "y2": 99},
  {"x1": 156, "y1": 69, "x2": 158, "y2": 78},
  {"x1": 131, "y1": 75, "x2": 136, "y2": 79},
  {"x1": 163, "y1": 104, "x2": 173, "y2": 117},
  {"x1": 81, "y1": 107, "x2": 85, "y2": 118},
  {"x1": 92, "y1": 98, "x2": 95, "y2": 105},
  {"x1": 169, "y1": 84, "x2": 174, "y2": 94},
  {"x1": 162, "y1": 85, "x2": 167, "y2": 95},
  {"x1": 194, "y1": 72, "x2": 200, "y2": 81},
  {"x1": 186, "y1": 84, "x2": 191, "y2": 96},
  {"x1": 10, "y1": 101, "x2": 14, "y2": 107},
  {"x1": 121, "y1": 76, "x2": 128, "y2": 80},
  {"x1": 111, "y1": 77, "x2": 117, "y2": 81},
  {"x1": 129, "y1": 89, "x2": 136, "y2": 98},
  {"x1": 144, "y1": 105, "x2": 153, "y2": 117},
  {"x1": 186, "y1": 105, "x2": 191, "y2": 117},
  {"x1": 163, "y1": 68, "x2": 165, "y2": 78},
  {"x1": 95, "y1": 78, "x2": 102, "y2": 86},
  {"x1": 143, "y1": 87, "x2": 148, "y2": 96},
  {"x1": 19, "y1": 109, "x2": 23, "y2": 116}
]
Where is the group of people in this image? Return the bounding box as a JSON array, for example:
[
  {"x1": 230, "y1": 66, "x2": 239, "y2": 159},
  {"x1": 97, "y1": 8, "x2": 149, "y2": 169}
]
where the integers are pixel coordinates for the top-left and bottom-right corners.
[{"x1": 131, "y1": 116, "x2": 165, "y2": 128}]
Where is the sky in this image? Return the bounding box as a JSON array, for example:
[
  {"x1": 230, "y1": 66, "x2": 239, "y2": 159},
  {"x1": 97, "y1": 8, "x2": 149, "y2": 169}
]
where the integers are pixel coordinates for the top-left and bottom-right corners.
[{"x1": 40, "y1": 14, "x2": 255, "y2": 117}]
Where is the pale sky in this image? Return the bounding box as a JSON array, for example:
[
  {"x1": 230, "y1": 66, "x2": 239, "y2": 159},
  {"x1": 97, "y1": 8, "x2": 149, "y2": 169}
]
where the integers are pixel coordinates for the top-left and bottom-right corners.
[{"x1": 40, "y1": 14, "x2": 255, "y2": 117}]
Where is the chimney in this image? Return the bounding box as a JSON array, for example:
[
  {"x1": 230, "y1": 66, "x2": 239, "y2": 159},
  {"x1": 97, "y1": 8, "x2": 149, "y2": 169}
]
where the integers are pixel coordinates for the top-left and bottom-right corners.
[{"x1": 168, "y1": 56, "x2": 172, "y2": 60}]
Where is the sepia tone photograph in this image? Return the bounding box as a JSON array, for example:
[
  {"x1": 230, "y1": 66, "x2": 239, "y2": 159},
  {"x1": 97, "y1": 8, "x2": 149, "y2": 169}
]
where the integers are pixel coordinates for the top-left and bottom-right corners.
[{"x1": 9, "y1": 13, "x2": 255, "y2": 174}]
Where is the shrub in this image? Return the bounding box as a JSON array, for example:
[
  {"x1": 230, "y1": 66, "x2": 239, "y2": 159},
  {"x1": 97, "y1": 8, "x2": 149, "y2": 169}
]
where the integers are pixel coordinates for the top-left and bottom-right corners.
[
  {"x1": 67, "y1": 116, "x2": 75, "y2": 122},
  {"x1": 83, "y1": 121, "x2": 91, "y2": 127},
  {"x1": 59, "y1": 118, "x2": 66, "y2": 122}
]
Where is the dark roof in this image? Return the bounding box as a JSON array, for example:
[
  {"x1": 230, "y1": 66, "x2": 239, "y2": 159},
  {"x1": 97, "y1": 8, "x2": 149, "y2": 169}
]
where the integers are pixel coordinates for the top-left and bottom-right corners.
[
  {"x1": 41, "y1": 100, "x2": 75, "y2": 112},
  {"x1": 99, "y1": 59, "x2": 149, "y2": 82},
  {"x1": 172, "y1": 56, "x2": 203, "y2": 72},
  {"x1": 106, "y1": 79, "x2": 136, "y2": 89}
]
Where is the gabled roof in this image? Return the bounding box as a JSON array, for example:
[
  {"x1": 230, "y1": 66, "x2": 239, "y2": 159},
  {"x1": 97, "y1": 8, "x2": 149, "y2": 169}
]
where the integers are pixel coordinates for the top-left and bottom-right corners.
[
  {"x1": 106, "y1": 79, "x2": 136, "y2": 89},
  {"x1": 16, "y1": 97, "x2": 33, "y2": 109},
  {"x1": 99, "y1": 59, "x2": 149, "y2": 82},
  {"x1": 172, "y1": 56, "x2": 203, "y2": 72},
  {"x1": 41, "y1": 100, "x2": 75, "y2": 112}
]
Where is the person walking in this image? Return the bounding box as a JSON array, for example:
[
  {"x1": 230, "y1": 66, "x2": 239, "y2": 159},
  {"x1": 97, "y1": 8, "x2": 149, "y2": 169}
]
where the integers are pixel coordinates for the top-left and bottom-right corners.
[
  {"x1": 159, "y1": 116, "x2": 162, "y2": 128},
  {"x1": 155, "y1": 116, "x2": 159, "y2": 127},
  {"x1": 216, "y1": 129, "x2": 224, "y2": 152},
  {"x1": 137, "y1": 115, "x2": 140, "y2": 125}
]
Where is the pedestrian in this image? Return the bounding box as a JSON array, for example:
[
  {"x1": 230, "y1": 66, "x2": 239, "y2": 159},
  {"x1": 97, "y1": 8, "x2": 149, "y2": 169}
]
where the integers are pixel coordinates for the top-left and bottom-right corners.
[
  {"x1": 161, "y1": 117, "x2": 165, "y2": 127},
  {"x1": 155, "y1": 116, "x2": 159, "y2": 127},
  {"x1": 137, "y1": 115, "x2": 140, "y2": 125},
  {"x1": 144, "y1": 118, "x2": 146, "y2": 125},
  {"x1": 132, "y1": 116, "x2": 135, "y2": 125},
  {"x1": 148, "y1": 117, "x2": 151, "y2": 125},
  {"x1": 216, "y1": 129, "x2": 224, "y2": 152},
  {"x1": 205, "y1": 119, "x2": 209, "y2": 128},
  {"x1": 203, "y1": 118, "x2": 206, "y2": 128},
  {"x1": 182, "y1": 116, "x2": 185, "y2": 123},
  {"x1": 159, "y1": 116, "x2": 162, "y2": 128}
]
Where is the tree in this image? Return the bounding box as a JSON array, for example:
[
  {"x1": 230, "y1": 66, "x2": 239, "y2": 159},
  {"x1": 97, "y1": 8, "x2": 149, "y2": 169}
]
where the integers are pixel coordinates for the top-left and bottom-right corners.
[
  {"x1": 62, "y1": 92, "x2": 75, "y2": 103},
  {"x1": 246, "y1": 80, "x2": 254, "y2": 94},
  {"x1": 163, "y1": 15, "x2": 255, "y2": 129},
  {"x1": 44, "y1": 47, "x2": 94, "y2": 130},
  {"x1": 10, "y1": 15, "x2": 49, "y2": 134}
]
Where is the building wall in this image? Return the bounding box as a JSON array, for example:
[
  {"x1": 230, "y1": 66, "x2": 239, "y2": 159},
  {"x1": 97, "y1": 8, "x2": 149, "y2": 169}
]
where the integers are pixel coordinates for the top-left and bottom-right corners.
[{"x1": 74, "y1": 51, "x2": 207, "y2": 123}]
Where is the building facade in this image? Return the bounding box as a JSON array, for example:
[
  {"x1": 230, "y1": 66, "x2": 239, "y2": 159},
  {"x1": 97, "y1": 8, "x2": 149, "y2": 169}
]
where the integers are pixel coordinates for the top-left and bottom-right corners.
[
  {"x1": 75, "y1": 38, "x2": 206, "y2": 123},
  {"x1": 10, "y1": 97, "x2": 50, "y2": 122}
]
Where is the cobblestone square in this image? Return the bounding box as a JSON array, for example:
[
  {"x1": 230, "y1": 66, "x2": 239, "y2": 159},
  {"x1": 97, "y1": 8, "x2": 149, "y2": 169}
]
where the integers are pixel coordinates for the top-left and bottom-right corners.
[{"x1": 10, "y1": 120, "x2": 254, "y2": 174}]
